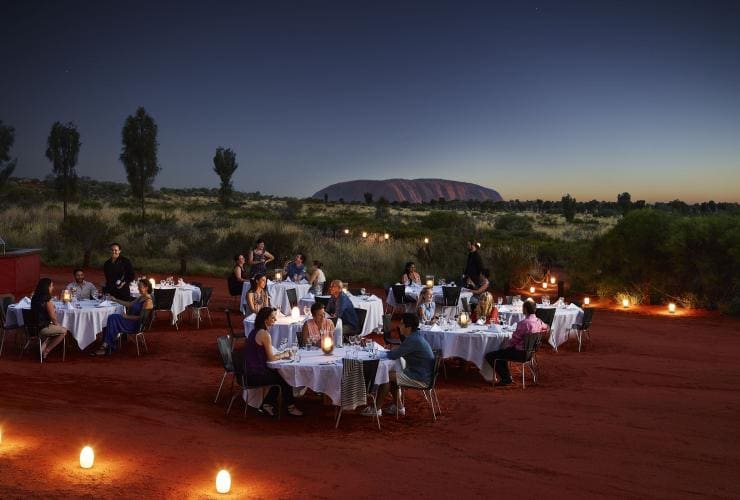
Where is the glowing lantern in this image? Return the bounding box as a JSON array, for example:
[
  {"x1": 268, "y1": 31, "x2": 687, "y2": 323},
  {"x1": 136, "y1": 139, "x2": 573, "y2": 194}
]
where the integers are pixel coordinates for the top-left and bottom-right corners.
[
  {"x1": 383, "y1": 233, "x2": 390, "y2": 240},
  {"x1": 622, "y1": 298, "x2": 629, "y2": 308},
  {"x1": 80, "y1": 446, "x2": 94, "y2": 469},
  {"x1": 148, "y1": 278, "x2": 156, "y2": 290},
  {"x1": 291, "y1": 306, "x2": 300, "y2": 321},
  {"x1": 550, "y1": 276, "x2": 556, "y2": 284},
  {"x1": 321, "y1": 333, "x2": 334, "y2": 355},
  {"x1": 424, "y1": 237, "x2": 429, "y2": 244},
  {"x1": 458, "y1": 311, "x2": 470, "y2": 328},
  {"x1": 583, "y1": 296, "x2": 590, "y2": 306},
  {"x1": 342, "y1": 282, "x2": 349, "y2": 294},
  {"x1": 425, "y1": 275, "x2": 434, "y2": 287},
  {"x1": 62, "y1": 289, "x2": 71, "y2": 303},
  {"x1": 0, "y1": 428, "x2": 3, "y2": 444},
  {"x1": 542, "y1": 282, "x2": 548, "y2": 289},
  {"x1": 343, "y1": 228, "x2": 349, "y2": 235},
  {"x1": 361, "y1": 231, "x2": 367, "y2": 238},
  {"x1": 529, "y1": 286, "x2": 536, "y2": 294},
  {"x1": 668, "y1": 303, "x2": 676, "y2": 314},
  {"x1": 274, "y1": 269, "x2": 283, "y2": 281},
  {"x1": 216, "y1": 469, "x2": 231, "y2": 494}
]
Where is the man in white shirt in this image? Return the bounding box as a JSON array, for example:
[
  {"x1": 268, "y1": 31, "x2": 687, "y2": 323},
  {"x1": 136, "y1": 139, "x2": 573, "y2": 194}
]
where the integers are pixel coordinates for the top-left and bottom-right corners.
[{"x1": 67, "y1": 269, "x2": 97, "y2": 300}]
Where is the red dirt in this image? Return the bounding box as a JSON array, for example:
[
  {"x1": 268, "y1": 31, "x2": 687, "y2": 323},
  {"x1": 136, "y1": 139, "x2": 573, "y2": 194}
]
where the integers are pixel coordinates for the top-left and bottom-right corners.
[{"x1": 1, "y1": 266, "x2": 739, "y2": 499}]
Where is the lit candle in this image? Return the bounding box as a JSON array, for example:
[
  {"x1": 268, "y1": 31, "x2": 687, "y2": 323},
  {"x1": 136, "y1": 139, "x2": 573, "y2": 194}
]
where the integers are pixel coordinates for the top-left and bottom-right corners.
[
  {"x1": 583, "y1": 296, "x2": 590, "y2": 306},
  {"x1": 425, "y1": 275, "x2": 434, "y2": 287},
  {"x1": 343, "y1": 228, "x2": 349, "y2": 235},
  {"x1": 668, "y1": 303, "x2": 676, "y2": 314},
  {"x1": 424, "y1": 237, "x2": 429, "y2": 244},
  {"x1": 384, "y1": 233, "x2": 390, "y2": 240},
  {"x1": 216, "y1": 469, "x2": 231, "y2": 494},
  {"x1": 458, "y1": 311, "x2": 470, "y2": 327},
  {"x1": 62, "y1": 289, "x2": 71, "y2": 302},
  {"x1": 529, "y1": 286, "x2": 535, "y2": 294},
  {"x1": 149, "y1": 278, "x2": 156, "y2": 290},
  {"x1": 622, "y1": 298, "x2": 629, "y2": 308},
  {"x1": 274, "y1": 270, "x2": 282, "y2": 281},
  {"x1": 80, "y1": 446, "x2": 94, "y2": 469},
  {"x1": 361, "y1": 231, "x2": 367, "y2": 238},
  {"x1": 550, "y1": 276, "x2": 556, "y2": 284},
  {"x1": 291, "y1": 306, "x2": 300, "y2": 321},
  {"x1": 542, "y1": 282, "x2": 548, "y2": 289},
  {"x1": 321, "y1": 334, "x2": 334, "y2": 354}
]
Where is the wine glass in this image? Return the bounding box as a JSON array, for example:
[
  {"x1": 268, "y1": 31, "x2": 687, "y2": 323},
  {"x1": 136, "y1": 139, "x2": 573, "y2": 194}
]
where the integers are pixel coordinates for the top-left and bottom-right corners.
[
  {"x1": 360, "y1": 288, "x2": 366, "y2": 296},
  {"x1": 497, "y1": 296, "x2": 503, "y2": 306},
  {"x1": 303, "y1": 305, "x2": 310, "y2": 316}
]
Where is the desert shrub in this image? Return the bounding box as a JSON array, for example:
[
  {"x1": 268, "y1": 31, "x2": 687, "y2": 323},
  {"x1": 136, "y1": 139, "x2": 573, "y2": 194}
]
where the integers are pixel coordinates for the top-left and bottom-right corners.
[
  {"x1": 421, "y1": 211, "x2": 477, "y2": 237},
  {"x1": 494, "y1": 213, "x2": 534, "y2": 233},
  {"x1": 482, "y1": 242, "x2": 539, "y2": 291},
  {"x1": 60, "y1": 214, "x2": 118, "y2": 267}
]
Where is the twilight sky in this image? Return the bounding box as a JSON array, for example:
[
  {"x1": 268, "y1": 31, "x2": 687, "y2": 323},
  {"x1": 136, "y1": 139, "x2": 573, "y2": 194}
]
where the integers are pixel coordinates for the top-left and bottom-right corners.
[{"x1": 2, "y1": 0, "x2": 739, "y2": 202}]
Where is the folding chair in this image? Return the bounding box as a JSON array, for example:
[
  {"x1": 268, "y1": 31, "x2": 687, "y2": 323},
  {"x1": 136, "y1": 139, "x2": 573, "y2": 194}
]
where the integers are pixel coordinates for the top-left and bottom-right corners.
[
  {"x1": 568, "y1": 307, "x2": 595, "y2": 352},
  {"x1": 117, "y1": 308, "x2": 153, "y2": 356},
  {"x1": 441, "y1": 286, "x2": 462, "y2": 318},
  {"x1": 285, "y1": 288, "x2": 298, "y2": 309},
  {"x1": 189, "y1": 287, "x2": 213, "y2": 328},
  {"x1": 21, "y1": 308, "x2": 66, "y2": 363},
  {"x1": 335, "y1": 358, "x2": 381, "y2": 430},
  {"x1": 226, "y1": 350, "x2": 283, "y2": 419},
  {"x1": 492, "y1": 332, "x2": 542, "y2": 390},
  {"x1": 396, "y1": 353, "x2": 443, "y2": 421},
  {"x1": 153, "y1": 288, "x2": 178, "y2": 329}
]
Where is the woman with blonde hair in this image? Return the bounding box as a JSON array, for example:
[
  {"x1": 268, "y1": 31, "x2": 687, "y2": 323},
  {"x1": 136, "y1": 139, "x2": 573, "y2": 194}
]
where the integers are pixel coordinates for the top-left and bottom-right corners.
[
  {"x1": 416, "y1": 285, "x2": 437, "y2": 325},
  {"x1": 472, "y1": 291, "x2": 498, "y2": 325}
]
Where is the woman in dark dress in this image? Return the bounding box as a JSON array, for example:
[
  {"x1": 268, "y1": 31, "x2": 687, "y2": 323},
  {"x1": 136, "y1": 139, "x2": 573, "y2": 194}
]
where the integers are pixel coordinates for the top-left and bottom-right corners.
[
  {"x1": 245, "y1": 307, "x2": 303, "y2": 417},
  {"x1": 93, "y1": 279, "x2": 153, "y2": 356},
  {"x1": 30, "y1": 278, "x2": 68, "y2": 359},
  {"x1": 248, "y1": 239, "x2": 274, "y2": 278},
  {"x1": 246, "y1": 273, "x2": 270, "y2": 315}
]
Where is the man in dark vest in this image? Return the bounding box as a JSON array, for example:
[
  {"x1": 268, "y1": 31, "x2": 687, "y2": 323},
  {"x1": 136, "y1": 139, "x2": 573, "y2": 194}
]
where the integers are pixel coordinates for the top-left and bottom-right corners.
[{"x1": 103, "y1": 242, "x2": 135, "y2": 300}]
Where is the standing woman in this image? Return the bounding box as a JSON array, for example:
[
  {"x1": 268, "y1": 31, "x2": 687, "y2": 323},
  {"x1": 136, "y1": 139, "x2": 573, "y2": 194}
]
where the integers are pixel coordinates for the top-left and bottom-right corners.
[
  {"x1": 93, "y1": 279, "x2": 154, "y2": 356},
  {"x1": 30, "y1": 278, "x2": 68, "y2": 360},
  {"x1": 244, "y1": 307, "x2": 303, "y2": 416},
  {"x1": 401, "y1": 262, "x2": 421, "y2": 286},
  {"x1": 248, "y1": 239, "x2": 274, "y2": 278},
  {"x1": 103, "y1": 242, "x2": 135, "y2": 300},
  {"x1": 308, "y1": 260, "x2": 326, "y2": 295},
  {"x1": 246, "y1": 273, "x2": 270, "y2": 315}
]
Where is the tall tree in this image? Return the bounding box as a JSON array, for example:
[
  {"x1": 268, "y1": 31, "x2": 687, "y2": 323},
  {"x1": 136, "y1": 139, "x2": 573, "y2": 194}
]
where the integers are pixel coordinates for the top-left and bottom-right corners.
[
  {"x1": 120, "y1": 107, "x2": 160, "y2": 220},
  {"x1": 212, "y1": 147, "x2": 238, "y2": 206},
  {"x1": 0, "y1": 121, "x2": 17, "y2": 191},
  {"x1": 45, "y1": 121, "x2": 81, "y2": 221},
  {"x1": 561, "y1": 193, "x2": 577, "y2": 222},
  {"x1": 617, "y1": 192, "x2": 632, "y2": 215}
]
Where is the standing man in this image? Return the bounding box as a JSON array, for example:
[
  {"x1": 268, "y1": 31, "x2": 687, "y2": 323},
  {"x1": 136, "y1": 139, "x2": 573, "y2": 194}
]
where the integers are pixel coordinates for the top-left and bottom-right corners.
[
  {"x1": 463, "y1": 239, "x2": 483, "y2": 286},
  {"x1": 66, "y1": 268, "x2": 97, "y2": 299},
  {"x1": 103, "y1": 242, "x2": 134, "y2": 300}
]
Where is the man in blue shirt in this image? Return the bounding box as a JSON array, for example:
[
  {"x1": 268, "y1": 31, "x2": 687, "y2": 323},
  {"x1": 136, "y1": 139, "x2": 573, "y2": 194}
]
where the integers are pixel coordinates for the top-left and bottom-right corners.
[
  {"x1": 284, "y1": 253, "x2": 307, "y2": 281},
  {"x1": 325, "y1": 279, "x2": 359, "y2": 338},
  {"x1": 372, "y1": 313, "x2": 435, "y2": 417}
]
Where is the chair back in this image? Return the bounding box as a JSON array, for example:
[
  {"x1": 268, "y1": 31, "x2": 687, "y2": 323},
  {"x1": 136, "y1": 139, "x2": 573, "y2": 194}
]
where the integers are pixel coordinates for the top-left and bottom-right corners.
[
  {"x1": 1, "y1": 294, "x2": 15, "y2": 317},
  {"x1": 21, "y1": 308, "x2": 41, "y2": 338},
  {"x1": 295, "y1": 329, "x2": 306, "y2": 348},
  {"x1": 216, "y1": 335, "x2": 235, "y2": 372},
  {"x1": 523, "y1": 332, "x2": 542, "y2": 361},
  {"x1": 535, "y1": 307, "x2": 556, "y2": 328},
  {"x1": 354, "y1": 307, "x2": 367, "y2": 334},
  {"x1": 153, "y1": 288, "x2": 176, "y2": 310},
  {"x1": 198, "y1": 287, "x2": 213, "y2": 308},
  {"x1": 139, "y1": 308, "x2": 154, "y2": 332},
  {"x1": 340, "y1": 358, "x2": 367, "y2": 411},
  {"x1": 361, "y1": 358, "x2": 380, "y2": 393},
  {"x1": 442, "y1": 286, "x2": 461, "y2": 307},
  {"x1": 461, "y1": 297, "x2": 470, "y2": 313},
  {"x1": 505, "y1": 295, "x2": 513, "y2": 305},
  {"x1": 391, "y1": 284, "x2": 408, "y2": 305},
  {"x1": 286, "y1": 288, "x2": 298, "y2": 309},
  {"x1": 224, "y1": 308, "x2": 236, "y2": 335},
  {"x1": 227, "y1": 276, "x2": 242, "y2": 296},
  {"x1": 581, "y1": 307, "x2": 595, "y2": 329},
  {"x1": 349, "y1": 288, "x2": 363, "y2": 296},
  {"x1": 428, "y1": 352, "x2": 443, "y2": 390},
  {"x1": 315, "y1": 295, "x2": 330, "y2": 308}
]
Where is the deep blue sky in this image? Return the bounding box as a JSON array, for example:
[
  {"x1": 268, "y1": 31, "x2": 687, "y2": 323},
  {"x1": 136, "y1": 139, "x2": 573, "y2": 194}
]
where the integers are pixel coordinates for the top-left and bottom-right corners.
[{"x1": 2, "y1": 0, "x2": 739, "y2": 202}]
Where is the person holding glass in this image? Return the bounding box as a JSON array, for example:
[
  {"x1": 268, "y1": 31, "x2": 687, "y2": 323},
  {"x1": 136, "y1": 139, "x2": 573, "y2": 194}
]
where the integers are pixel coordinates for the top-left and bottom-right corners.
[
  {"x1": 300, "y1": 302, "x2": 334, "y2": 348},
  {"x1": 416, "y1": 286, "x2": 437, "y2": 325},
  {"x1": 244, "y1": 307, "x2": 303, "y2": 417},
  {"x1": 400, "y1": 262, "x2": 422, "y2": 286}
]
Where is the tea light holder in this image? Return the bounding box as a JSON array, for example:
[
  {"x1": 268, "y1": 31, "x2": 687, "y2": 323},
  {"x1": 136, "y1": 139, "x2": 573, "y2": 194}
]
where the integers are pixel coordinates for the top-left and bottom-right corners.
[
  {"x1": 458, "y1": 311, "x2": 470, "y2": 328},
  {"x1": 424, "y1": 237, "x2": 429, "y2": 244},
  {"x1": 384, "y1": 233, "x2": 390, "y2": 240},
  {"x1": 80, "y1": 446, "x2": 94, "y2": 469},
  {"x1": 62, "y1": 289, "x2": 71, "y2": 303},
  {"x1": 668, "y1": 303, "x2": 676, "y2": 314},
  {"x1": 291, "y1": 306, "x2": 300, "y2": 321},
  {"x1": 622, "y1": 298, "x2": 629, "y2": 308},
  {"x1": 425, "y1": 275, "x2": 434, "y2": 287},
  {"x1": 542, "y1": 282, "x2": 548, "y2": 289},
  {"x1": 529, "y1": 286, "x2": 536, "y2": 294},
  {"x1": 361, "y1": 231, "x2": 368, "y2": 238},
  {"x1": 550, "y1": 276, "x2": 556, "y2": 284},
  {"x1": 321, "y1": 333, "x2": 335, "y2": 355},
  {"x1": 274, "y1": 269, "x2": 283, "y2": 281},
  {"x1": 216, "y1": 469, "x2": 231, "y2": 494},
  {"x1": 583, "y1": 296, "x2": 590, "y2": 306},
  {"x1": 343, "y1": 228, "x2": 350, "y2": 235}
]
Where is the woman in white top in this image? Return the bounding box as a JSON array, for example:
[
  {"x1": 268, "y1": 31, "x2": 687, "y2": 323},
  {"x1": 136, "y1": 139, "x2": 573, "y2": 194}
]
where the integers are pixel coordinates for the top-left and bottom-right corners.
[
  {"x1": 308, "y1": 260, "x2": 326, "y2": 295},
  {"x1": 416, "y1": 286, "x2": 437, "y2": 324},
  {"x1": 401, "y1": 262, "x2": 422, "y2": 286}
]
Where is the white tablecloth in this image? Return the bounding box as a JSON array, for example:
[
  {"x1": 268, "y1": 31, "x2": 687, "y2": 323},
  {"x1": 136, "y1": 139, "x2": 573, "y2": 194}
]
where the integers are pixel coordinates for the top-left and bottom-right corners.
[
  {"x1": 497, "y1": 304, "x2": 583, "y2": 350},
  {"x1": 419, "y1": 324, "x2": 512, "y2": 382},
  {"x1": 268, "y1": 347, "x2": 395, "y2": 406},
  {"x1": 387, "y1": 284, "x2": 472, "y2": 309},
  {"x1": 299, "y1": 293, "x2": 384, "y2": 336},
  {"x1": 241, "y1": 280, "x2": 311, "y2": 315},
  {"x1": 134, "y1": 285, "x2": 199, "y2": 325},
  {"x1": 243, "y1": 314, "x2": 343, "y2": 348},
  {"x1": 5, "y1": 300, "x2": 125, "y2": 350}
]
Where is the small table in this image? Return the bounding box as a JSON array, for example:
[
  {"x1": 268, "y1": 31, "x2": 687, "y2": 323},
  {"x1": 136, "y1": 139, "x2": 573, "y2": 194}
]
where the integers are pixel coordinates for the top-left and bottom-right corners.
[
  {"x1": 299, "y1": 293, "x2": 384, "y2": 336},
  {"x1": 243, "y1": 313, "x2": 343, "y2": 348},
  {"x1": 497, "y1": 304, "x2": 583, "y2": 350}
]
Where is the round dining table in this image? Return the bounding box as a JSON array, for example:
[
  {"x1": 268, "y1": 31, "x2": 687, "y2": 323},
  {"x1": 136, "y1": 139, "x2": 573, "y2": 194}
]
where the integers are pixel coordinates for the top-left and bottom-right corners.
[{"x1": 497, "y1": 303, "x2": 583, "y2": 350}]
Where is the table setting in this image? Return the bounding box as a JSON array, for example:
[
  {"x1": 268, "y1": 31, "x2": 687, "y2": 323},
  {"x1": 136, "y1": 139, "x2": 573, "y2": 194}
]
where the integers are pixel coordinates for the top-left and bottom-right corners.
[
  {"x1": 298, "y1": 291, "x2": 383, "y2": 336},
  {"x1": 240, "y1": 279, "x2": 311, "y2": 315},
  {"x1": 131, "y1": 278, "x2": 201, "y2": 324},
  {"x1": 386, "y1": 283, "x2": 473, "y2": 308},
  {"x1": 497, "y1": 297, "x2": 583, "y2": 350},
  {"x1": 243, "y1": 309, "x2": 343, "y2": 348}
]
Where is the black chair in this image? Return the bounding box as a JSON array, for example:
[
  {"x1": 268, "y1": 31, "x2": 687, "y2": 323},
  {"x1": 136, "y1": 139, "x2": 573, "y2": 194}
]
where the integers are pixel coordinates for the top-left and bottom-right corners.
[
  {"x1": 215, "y1": 335, "x2": 236, "y2": 403},
  {"x1": 153, "y1": 288, "x2": 178, "y2": 329},
  {"x1": 492, "y1": 332, "x2": 542, "y2": 390},
  {"x1": 322, "y1": 281, "x2": 330, "y2": 295},
  {"x1": 226, "y1": 350, "x2": 283, "y2": 419},
  {"x1": 348, "y1": 288, "x2": 364, "y2": 296},
  {"x1": 381, "y1": 313, "x2": 401, "y2": 349},
  {"x1": 21, "y1": 308, "x2": 66, "y2": 363},
  {"x1": 227, "y1": 276, "x2": 243, "y2": 310},
  {"x1": 285, "y1": 288, "x2": 298, "y2": 309},
  {"x1": 461, "y1": 297, "x2": 471, "y2": 313},
  {"x1": 295, "y1": 329, "x2": 306, "y2": 348},
  {"x1": 314, "y1": 295, "x2": 330, "y2": 308},
  {"x1": 569, "y1": 307, "x2": 595, "y2": 352},
  {"x1": 396, "y1": 353, "x2": 443, "y2": 421},
  {"x1": 116, "y1": 308, "x2": 153, "y2": 357},
  {"x1": 225, "y1": 308, "x2": 245, "y2": 350},
  {"x1": 0, "y1": 295, "x2": 12, "y2": 357},
  {"x1": 189, "y1": 287, "x2": 213, "y2": 329},
  {"x1": 441, "y1": 286, "x2": 462, "y2": 317},
  {"x1": 353, "y1": 307, "x2": 367, "y2": 337},
  {"x1": 390, "y1": 284, "x2": 412, "y2": 315},
  {"x1": 505, "y1": 296, "x2": 513, "y2": 305},
  {"x1": 535, "y1": 307, "x2": 556, "y2": 334},
  {"x1": 335, "y1": 358, "x2": 381, "y2": 430}
]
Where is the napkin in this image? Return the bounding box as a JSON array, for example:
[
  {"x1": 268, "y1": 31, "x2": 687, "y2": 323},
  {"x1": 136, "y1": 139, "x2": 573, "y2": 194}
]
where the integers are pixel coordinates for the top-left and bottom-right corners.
[
  {"x1": 476, "y1": 318, "x2": 485, "y2": 325},
  {"x1": 246, "y1": 313, "x2": 256, "y2": 321},
  {"x1": 96, "y1": 300, "x2": 114, "y2": 307},
  {"x1": 429, "y1": 324, "x2": 442, "y2": 332},
  {"x1": 300, "y1": 279, "x2": 309, "y2": 284},
  {"x1": 567, "y1": 303, "x2": 580, "y2": 310},
  {"x1": 20, "y1": 296, "x2": 32, "y2": 307}
]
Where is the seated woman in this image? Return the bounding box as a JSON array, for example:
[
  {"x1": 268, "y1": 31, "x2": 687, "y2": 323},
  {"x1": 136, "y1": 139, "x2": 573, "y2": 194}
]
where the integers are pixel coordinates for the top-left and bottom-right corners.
[
  {"x1": 30, "y1": 278, "x2": 68, "y2": 360},
  {"x1": 466, "y1": 268, "x2": 491, "y2": 306},
  {"x1": 246, "y1": 273, "x2": 270, "y2": 316},
  {"x1": 471, "y1": 291, "x2": 499, "y2": 324},
  {"x1": 308, "y1": 260, "x2": 326, "y2": 295},
  {"x1": 400, "y1": 262, "x2": 422, "y2": 286},
  {"x1": 416, "y1": 286, "x2": 437, "y2": 325},
  {"x1": 301, "y1": 302, "x2": 335, "y2": 347},
  {"x1": 93, "y1": 279, "x2": 154, "y2": 356},
  {"x1": 245, "y1": 307, "x2": 303, "y2": 416}
]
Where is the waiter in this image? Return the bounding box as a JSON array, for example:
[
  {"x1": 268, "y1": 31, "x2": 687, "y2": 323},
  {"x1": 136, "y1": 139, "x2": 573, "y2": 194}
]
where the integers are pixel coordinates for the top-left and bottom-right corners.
[
  {"x1": 463, "y1": 239, "x2": 483, "y2": 287},
  {"x1": 103, "y1": 242, "x2": 135, "y2": 300}
]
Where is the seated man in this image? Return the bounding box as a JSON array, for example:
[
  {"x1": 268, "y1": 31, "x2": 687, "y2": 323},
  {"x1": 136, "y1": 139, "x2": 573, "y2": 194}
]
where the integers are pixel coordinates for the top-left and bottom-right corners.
[
  {"x1": 325, "y1": 279, "x2": 358, "y2": 338},
  {"x1": 484, "y1": 299, "x2": 546, "y2": 386},
  {"x1": 368, "y1": 313, "x2": 435, "y2": 417},
  {"x1": 67, "y1": 268, "x2": 97, "y2": 300},
  {"x1": 284, "y1": 253, "x2": 308, "y2": 282}
]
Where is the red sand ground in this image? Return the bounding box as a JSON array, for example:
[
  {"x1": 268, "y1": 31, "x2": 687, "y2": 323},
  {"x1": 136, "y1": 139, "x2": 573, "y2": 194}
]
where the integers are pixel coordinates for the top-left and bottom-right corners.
[{"x1": 1, "y1": 267, "x2": 739, "y2": 499}]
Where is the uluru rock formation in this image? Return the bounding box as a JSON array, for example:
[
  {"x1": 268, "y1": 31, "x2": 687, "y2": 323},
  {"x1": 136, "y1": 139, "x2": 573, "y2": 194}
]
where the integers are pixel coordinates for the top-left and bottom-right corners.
[{"x1": 312, "y1": 178, "x2": 503, "y2": 203}]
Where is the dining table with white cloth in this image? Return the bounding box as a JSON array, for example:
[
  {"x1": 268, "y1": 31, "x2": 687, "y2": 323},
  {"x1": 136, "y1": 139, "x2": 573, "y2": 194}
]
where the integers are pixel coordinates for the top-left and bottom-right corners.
[
  {"x1": 240, "y1": 280, "x2": 311, "y2": 315},
  {"x1": 5, "y1": 298, "x2": 125, "y2": 350},
  {"x1": 133, "y1": 284, "x2": 199, "y2": 325},
  {"x1": 243, "y1": 312, "x2": 343, "y2": 348},
  {"x1": 267, "y1": 347, "x2": 396, "y2": 406},
  {"x1": 386, "y1": 284, "x2": 473, "y2": 309},
  {"x1": 497, "y1": 303, "x2": 584, "y2": 350},
  {"x1": 418, "y1": 322, "x2": 513, "y2": 382},
  {"x1": 299, "y1": 293, "x2": 384, "y2": 337}
]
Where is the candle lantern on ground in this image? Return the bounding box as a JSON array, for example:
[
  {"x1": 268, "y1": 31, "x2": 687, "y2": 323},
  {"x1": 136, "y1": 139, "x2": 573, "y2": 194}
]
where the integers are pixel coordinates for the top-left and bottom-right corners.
[
  {"x1": 622, "y1": 298, "x2": 629, "y2": 308},
  {"x1": 321, "y1": 332, "x2": 335, "y2": 354},
  {"x1": 424, "y1": 237, "x2": 429, "y2": 244},
  {"x1": 458, "y1": 311, "x2": 470, "y2": 328},
  {"x1": 542, "y1": 282, "x2": 548, "y2": 290},
  {"x1": 80, "y1": 446, "x2": 94, "y2": 469},
  {"x1": 550, "y1": 276, "x2": 557, "y2": 285},
  {"x1": 583, "y1": 296, "x2": 590, "y2": 306},
  {"x1": 216, "y1": 469, "x2": 231, "y2": 494},
  {"x1": 384, "y1": 233, "x2": 390, "y2": 240},
  {"x1": 425, "y1": 275, "x2": 434, "y2": 287},
  {"x1": 343, "y1": 228, "x2": 349, "y2": 235},
  {"x1": 529, "y1": 286, "x2": 536, "y2": 294},
  {"x1": 668, "y1": 303, "x2": 676, "y2": 314},
  {"x1": 361, "y1": 231, "x2": 368, "y2": 238}
]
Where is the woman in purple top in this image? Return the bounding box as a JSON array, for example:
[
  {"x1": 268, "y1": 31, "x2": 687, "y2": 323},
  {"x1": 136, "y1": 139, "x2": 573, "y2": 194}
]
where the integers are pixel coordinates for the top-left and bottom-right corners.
[
  {"x1": 484, "y1": 299, "x2": 547, "y2": 385},
  {"x1": 244, "y1": 307, "x2": 303, "y2": 417}
]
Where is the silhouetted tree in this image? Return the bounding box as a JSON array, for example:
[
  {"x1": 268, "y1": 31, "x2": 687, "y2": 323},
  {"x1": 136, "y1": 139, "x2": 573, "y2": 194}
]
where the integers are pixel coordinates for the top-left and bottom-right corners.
[
  {"x1": 561, "y1": 193, "x2": 577, "y2": 222},
  {"x1": 617, "y1": 192, "x2": 632, "y2": 215},
  {"x1": 45, "y1": 121, "x2": 81, "y2": 221},
  {"x1": 120, "y1": 107, "x2": 160, "y2": 220},
  {"x1": 212, "y1": 147, "x2": 238, "y2": 206},
  {"x1": 0, "y1": 121, "x2": 17, "y2": 191},
  {"x1": 375, "y1": 196, "x2": 390, "y2": 219},
  {"x1": 363, "y1": 192, "x2": 373, "y2": 204}
]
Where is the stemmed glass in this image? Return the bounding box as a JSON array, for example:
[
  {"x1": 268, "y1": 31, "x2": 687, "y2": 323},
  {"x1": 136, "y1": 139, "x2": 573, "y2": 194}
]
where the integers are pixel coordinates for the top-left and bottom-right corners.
[{"x1": 497, "y1": 296, "x2": 503, "y2": 306}]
